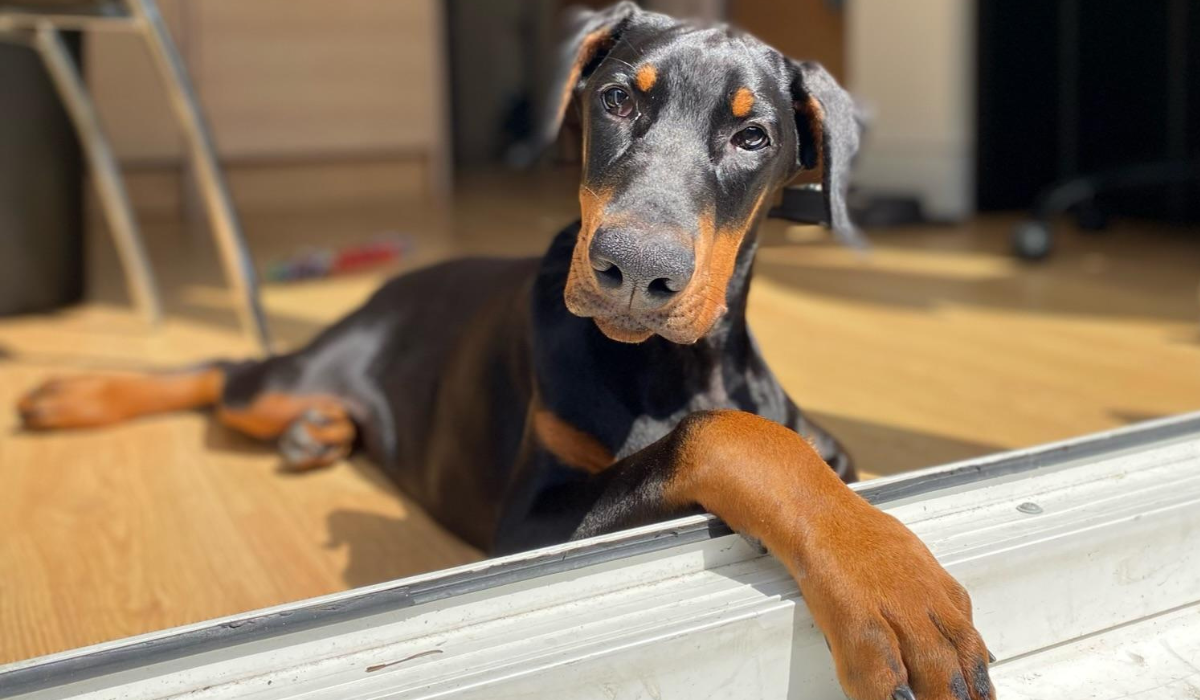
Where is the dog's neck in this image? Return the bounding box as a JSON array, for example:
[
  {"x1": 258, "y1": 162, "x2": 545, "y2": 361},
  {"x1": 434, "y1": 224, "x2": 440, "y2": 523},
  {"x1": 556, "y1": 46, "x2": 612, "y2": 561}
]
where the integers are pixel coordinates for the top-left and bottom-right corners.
[{"x1": 531, "y1": 218, "x2": 765, "y2": 453}]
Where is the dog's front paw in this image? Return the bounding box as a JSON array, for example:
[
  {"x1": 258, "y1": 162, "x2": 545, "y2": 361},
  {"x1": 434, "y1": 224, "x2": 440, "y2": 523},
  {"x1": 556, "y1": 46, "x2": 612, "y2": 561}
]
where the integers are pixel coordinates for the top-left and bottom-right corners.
[{"x1": 802, "y1": 501, "x2": 994, "y2": 700}]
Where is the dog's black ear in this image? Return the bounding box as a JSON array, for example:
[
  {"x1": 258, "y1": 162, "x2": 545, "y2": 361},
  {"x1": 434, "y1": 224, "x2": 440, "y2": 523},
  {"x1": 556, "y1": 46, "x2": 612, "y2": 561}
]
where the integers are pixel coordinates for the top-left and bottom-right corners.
[
  {"x1": 789, "y1": 60, "x2": 864, "y2": 247},
  {"x1": 541, "y1": 2, "x2": 640, "y2": 146}
]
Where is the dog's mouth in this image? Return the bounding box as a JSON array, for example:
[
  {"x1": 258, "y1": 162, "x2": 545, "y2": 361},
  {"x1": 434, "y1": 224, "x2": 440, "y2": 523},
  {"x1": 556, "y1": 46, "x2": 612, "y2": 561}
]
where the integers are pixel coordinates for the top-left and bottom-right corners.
[
  {"x1": 566, "y1": 192, "x2": 739, "y2": 345},
  {"x1": 563, "y1": 269, "x2": 728, "y2": 345},
  {"x1": 570, "y1": 298, "x2": 725, "y2": 346},
  {"x1": 591, "y1": 314, "x2": 657, "y2": 344}
]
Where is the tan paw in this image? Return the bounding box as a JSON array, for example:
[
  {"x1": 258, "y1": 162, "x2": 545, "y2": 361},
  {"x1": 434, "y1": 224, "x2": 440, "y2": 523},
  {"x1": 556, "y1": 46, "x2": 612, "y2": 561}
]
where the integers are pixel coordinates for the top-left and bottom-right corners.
[
  {"x1": 16, "y1": 377, "x2": 130, "y2": 430},
  {"x1": 278, "y1": 406, "x2": 355, "y2": 470},
  {"x1": 805, "y1": 503, "x2": 995, "y2": 700}
]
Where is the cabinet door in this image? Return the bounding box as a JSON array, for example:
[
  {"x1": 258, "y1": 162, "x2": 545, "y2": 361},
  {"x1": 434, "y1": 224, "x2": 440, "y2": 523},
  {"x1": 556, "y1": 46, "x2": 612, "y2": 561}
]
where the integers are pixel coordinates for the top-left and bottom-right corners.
[
  {"x1": 189, "y1": 0, "x2": 446, "y2": 160},
  {"x1": 88, "y1": 0, "x2": 448, "y2": 166},
  {"x1": 86, "y1": 0, "x2": 186, "y2": 163}
]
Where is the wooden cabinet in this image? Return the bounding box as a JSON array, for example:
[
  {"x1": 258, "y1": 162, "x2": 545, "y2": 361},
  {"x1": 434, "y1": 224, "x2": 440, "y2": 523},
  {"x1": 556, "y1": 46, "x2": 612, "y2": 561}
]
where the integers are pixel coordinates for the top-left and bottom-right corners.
[
  {"x1": 87, "y1": 0, "x2": 449, "y2": 198},
  {"x1": 86, "y1": 0, "x2": 186, "y2": 163},
  {"x1": 729, "y1": 0, "x2": 845, "y2": 82}
]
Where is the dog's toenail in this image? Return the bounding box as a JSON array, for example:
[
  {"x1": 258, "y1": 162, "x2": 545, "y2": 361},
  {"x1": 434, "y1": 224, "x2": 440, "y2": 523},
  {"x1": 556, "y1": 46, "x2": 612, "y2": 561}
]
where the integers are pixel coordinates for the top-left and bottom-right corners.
[
  {"x1": 950, "y1": 672, "x2": 971, "y2": 700},
  {"x1": 974, "y1": 662, "x2": 994, "y2": 698},
  {"x1": 287, "y1": 425, "x2": 318, "y2": 451},
  {"x1": 303, "y1": 407, "x2": 332, "y2": 426},
  {"x1": 892, "y1": 686, "x2": 916, "y2": 700}
]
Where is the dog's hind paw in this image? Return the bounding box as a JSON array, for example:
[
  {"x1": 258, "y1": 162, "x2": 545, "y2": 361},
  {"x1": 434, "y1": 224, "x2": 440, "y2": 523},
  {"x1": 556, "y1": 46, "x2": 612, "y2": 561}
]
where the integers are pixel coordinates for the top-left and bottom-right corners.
[
  {"x1": 279, "y1": 406, "x2": 355, "y2": 470},
  {"x1": 17, "y1": 377, "x2": 127, "y2": 430}
]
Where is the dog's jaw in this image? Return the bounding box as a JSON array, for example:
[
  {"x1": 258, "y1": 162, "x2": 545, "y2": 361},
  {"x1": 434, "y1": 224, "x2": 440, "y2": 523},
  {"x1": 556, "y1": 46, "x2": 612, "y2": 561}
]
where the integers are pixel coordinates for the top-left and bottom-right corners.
[{"x1": 563, "y1": 263, "x2": 728, "y2": 346}]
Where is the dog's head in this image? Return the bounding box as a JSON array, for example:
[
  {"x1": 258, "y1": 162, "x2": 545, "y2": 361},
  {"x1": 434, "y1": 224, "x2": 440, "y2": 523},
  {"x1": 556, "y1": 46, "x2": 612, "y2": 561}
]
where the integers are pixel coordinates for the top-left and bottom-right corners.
[{"x1": 545, "y1": 2, "x2": 861, "y2": 345}]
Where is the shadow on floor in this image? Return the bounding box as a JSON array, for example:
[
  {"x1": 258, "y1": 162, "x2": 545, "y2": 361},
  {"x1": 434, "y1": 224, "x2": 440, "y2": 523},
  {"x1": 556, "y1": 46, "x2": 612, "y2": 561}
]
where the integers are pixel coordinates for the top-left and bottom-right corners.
[
  {"x1": 326, "y1": 502, "x2": 483, "y2": 588},
  {"x1": 755, "y1": 222, "x2": 1200, "y2": 325},
  {"x1": 1108, "y1": 410, "x2": 1170, "y2": 426},
  {"x1": 201, "y1": 416, "x2": 276, "y2": 457},
  {"x1": 810, "y1": 411, "x2": 1006, "y2": 478},
  {"x1": 201, "y1": 425, "x2": 482, "y2": 587},
  {"x1": 326, "y1": 457, "x2": 483, "y2": 588}
]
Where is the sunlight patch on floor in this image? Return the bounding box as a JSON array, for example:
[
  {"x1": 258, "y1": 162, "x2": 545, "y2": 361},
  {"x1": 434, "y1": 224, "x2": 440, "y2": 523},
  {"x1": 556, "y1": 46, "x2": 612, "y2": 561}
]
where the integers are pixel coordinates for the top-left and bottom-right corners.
[{"x1": 777, "y1": 231, "x2": 1021, "y2": 281}]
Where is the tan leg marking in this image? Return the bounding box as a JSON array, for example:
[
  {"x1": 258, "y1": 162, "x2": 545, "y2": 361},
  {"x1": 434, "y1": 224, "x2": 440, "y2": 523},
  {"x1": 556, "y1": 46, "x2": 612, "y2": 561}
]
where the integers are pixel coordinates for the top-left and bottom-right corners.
[
  {"x1": 216, "y1": 392, "x2": 356, "y2": 470},
  {"x1": 660, "y1": 411, "x2": 994, "y2": 700}
]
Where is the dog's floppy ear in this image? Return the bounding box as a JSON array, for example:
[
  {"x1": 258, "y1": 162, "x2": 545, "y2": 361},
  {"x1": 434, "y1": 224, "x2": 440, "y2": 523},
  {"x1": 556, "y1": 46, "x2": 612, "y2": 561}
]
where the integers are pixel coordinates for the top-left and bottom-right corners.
[
  {"x1": 789, "y1": 60, "x2": 864, "y2": 247},
  {"x1": 541, "y1": 2, "x2": 640, "y2": 145}
]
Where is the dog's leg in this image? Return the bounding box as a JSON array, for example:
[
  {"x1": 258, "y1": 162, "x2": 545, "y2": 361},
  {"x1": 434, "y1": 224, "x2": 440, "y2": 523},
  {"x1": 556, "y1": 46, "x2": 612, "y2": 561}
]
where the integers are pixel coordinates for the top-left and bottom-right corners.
[
  {"x1": 574, "y1": 410, "x2": 994, "y2": 700},
  {"x1": 216, "y1": 393, "x2": 356, "y2": 470},
  {"x1": 17, "y1": 363, "x2": 356, "y2": 469},
  {"x1": 17, "y1": 366, "x2": 225, "y2": 430}
]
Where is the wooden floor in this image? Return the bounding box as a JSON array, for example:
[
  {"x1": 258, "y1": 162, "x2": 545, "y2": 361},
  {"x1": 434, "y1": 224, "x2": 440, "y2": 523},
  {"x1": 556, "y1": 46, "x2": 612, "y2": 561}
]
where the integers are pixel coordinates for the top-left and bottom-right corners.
[{"x1": 2, "y1": 165, "x2": 1200, "y2": 664}]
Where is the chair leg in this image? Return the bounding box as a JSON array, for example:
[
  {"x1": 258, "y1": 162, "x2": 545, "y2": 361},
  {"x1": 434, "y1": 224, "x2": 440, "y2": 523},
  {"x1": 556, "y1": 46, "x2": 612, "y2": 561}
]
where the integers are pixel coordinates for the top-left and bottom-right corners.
[
  {"x1": 127, "y1": 0, "x2": 273, "y2": 355},
  {"x1": 33, "y1": 24, "x2": 162, "y2": 325}
]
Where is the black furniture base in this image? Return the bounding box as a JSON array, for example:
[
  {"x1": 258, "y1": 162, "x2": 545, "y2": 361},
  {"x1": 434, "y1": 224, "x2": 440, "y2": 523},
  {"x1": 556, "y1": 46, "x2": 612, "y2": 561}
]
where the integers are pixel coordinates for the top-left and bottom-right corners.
[{"x1": 1012, "y1": 161, "x2": 1200, "y2": 260}]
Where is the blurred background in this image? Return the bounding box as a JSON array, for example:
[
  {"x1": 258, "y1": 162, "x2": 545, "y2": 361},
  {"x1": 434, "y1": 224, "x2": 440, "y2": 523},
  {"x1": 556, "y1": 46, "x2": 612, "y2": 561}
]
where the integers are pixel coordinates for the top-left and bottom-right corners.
[{"x1": 2, "y1": 0, "x2": 1199, "y2": 665}]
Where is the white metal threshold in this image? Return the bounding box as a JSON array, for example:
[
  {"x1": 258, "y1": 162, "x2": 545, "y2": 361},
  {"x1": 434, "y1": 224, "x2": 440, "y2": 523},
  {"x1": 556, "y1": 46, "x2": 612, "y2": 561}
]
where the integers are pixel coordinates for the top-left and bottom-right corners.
[{"x1": 3, "y1": 413, "x2": 1199, "y2": 699}]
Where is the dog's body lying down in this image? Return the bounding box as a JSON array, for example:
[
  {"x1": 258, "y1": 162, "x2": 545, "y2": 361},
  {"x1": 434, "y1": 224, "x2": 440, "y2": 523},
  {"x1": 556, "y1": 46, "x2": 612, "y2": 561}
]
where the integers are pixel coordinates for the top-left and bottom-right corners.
[{"x1": 19, "y1": 5, "x2": 995, "y2": 699}]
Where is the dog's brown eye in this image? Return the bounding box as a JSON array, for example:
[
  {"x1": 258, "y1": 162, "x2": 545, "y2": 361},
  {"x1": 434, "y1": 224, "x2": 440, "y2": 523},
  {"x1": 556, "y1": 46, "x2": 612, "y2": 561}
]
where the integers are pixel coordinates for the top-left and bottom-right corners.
[
  {"x1": 601, "y1": 87, "x2": 634, "y2": 118},
  {"x1": 732, "y1": 125, "x2": 770, "y2": 151}
]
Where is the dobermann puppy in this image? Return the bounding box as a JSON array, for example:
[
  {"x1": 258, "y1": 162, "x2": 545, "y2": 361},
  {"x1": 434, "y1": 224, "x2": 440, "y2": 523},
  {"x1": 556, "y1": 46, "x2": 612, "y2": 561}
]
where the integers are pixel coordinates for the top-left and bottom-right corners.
[{"x1": 18, "y1": 5, "x2": 994, "y2": 699}]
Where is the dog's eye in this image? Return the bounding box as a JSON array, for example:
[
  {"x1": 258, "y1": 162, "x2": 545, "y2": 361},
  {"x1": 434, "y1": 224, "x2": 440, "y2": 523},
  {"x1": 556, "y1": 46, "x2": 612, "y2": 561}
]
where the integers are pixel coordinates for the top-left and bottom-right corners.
[
  {"x1": 601, "y1": 87, "x2": 634, "y2": 118},
  {"x1": 732, "y1": 126, "x2": 770, "y2": 151}
]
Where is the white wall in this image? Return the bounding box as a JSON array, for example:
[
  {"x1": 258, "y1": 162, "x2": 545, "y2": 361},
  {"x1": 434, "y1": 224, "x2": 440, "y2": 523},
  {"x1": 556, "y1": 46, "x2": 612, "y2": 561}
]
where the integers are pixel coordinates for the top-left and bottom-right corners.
[{"x1": 848, "y1": 0, "x2": 976, "y2": 220}]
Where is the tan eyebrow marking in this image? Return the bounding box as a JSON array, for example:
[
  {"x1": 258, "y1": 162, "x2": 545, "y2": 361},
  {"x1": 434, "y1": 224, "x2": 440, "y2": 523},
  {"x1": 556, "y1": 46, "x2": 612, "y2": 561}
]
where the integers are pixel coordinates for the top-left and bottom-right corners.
[
  {"x1": 635, "y1": 64, "x2": 658, "y2": 92},
  {"x1": 731, "y1": 87, "x2": 756, "y2": 118}
]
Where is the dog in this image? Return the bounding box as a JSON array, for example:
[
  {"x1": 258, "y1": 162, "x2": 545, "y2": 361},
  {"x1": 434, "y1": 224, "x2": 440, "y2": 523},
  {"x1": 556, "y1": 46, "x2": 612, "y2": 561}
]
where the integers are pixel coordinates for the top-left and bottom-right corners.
[{"x1": 17, "y1": 5, "x2": 994, "y2": 699}]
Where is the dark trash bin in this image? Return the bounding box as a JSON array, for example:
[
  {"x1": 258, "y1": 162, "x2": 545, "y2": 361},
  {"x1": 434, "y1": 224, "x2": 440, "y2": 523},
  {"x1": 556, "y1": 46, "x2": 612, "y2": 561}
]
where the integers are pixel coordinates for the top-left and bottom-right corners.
[{"x1": 0, "y1": 35, "x2": 84, "y2": 316}]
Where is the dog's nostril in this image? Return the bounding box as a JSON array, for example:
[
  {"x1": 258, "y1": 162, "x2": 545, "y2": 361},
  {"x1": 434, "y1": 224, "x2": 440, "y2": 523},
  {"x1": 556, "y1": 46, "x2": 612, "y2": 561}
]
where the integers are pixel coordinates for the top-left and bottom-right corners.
[
  {"x1": 588, "y1": 227, "x2": 694, "y2": 307},
  {"x1": 593, "y1": 261, "x2": 624, "y2": 289},
  {"x1": 646, "y1": 277, "x2": 682, "y2": 298}
]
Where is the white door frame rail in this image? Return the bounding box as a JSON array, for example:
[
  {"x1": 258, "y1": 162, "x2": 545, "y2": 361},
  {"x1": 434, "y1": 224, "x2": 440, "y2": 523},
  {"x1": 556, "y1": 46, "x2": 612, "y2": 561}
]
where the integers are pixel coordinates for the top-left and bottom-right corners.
[{"x1": 3, "y1": 413, "x2": 1200, "y2": 699}]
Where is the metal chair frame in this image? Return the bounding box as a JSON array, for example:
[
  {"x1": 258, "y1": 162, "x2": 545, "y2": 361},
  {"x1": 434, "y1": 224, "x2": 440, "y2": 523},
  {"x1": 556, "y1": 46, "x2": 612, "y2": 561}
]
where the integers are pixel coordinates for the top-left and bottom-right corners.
[{"x1": 0, "y1": 0, "x2": 272, "y2": 353}]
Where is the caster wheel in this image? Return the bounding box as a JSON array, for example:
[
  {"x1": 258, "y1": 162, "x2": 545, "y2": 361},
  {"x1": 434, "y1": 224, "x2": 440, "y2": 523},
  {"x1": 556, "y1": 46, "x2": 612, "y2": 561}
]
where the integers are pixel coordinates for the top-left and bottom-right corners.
[
  {"x1": 1075, "y1": 201, "x2": 1109, "y2": 231},
  {"x1": 1013, "y1": 220, "x2": 1053, "y2": 260}
]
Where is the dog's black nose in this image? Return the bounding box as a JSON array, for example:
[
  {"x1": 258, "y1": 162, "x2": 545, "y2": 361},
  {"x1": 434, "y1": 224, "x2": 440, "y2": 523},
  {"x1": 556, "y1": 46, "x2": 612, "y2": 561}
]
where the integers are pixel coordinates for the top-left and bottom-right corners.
[{"x1": 589, "y1": 227, "x2": 695, "y2": 310}]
